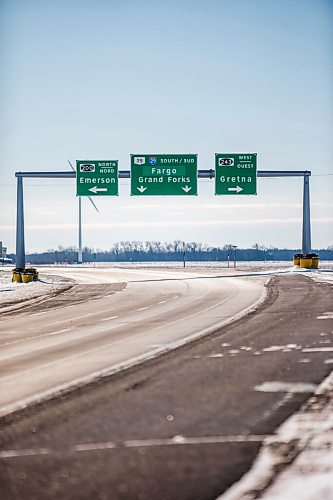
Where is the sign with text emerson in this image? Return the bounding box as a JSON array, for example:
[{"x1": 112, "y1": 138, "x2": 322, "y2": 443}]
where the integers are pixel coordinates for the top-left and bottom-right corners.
[
  {"x1": 215, "y1": 153, "x2": 257, "y2": 195},
  {"x1": 76, "y1": 160, "x2": 118, "y2": 196},
  {"x1": 130, "y1": 154, "x2": 198, "y2": 196}
]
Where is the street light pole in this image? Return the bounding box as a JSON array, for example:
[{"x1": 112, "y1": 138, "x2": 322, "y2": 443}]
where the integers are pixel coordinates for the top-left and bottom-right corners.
[
  {"x1": 182, "y1": 241, "x2": 186, "y2": 268},
  {"x1": 232, "y1": 245, "x2": 238, "y2": 268}
]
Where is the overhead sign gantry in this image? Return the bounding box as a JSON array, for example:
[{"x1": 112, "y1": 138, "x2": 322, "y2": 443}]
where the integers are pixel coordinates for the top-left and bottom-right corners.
[{"x1": 14, "y1": 156, "x2": 313, "y2": 269}]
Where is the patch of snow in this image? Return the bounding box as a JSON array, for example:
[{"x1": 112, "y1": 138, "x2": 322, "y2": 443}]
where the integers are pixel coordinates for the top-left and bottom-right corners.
[
  {"x1": 308, "y1": 269, "x2": 333, "y2": 285},
  {"x1": 219, "y1": 369, "x2": 333, "y2": 500},
  {"x1": 0, "y1": 271, "x2": 72, "y2": 310},
  {"x1": 255, "y1": 381, "x2": 317, "y2": 393}
]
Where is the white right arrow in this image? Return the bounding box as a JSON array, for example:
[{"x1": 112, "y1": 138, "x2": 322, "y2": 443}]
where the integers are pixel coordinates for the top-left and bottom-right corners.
[
  {"x1": 182, "y1": 185, "x2": 192, "y2": 193},
  {"x1": 228, "y1": 186, "x2": 243, "y2": 193},
  {"x1": 137, "y1": 186, "x2": 147, "y2": 193}
]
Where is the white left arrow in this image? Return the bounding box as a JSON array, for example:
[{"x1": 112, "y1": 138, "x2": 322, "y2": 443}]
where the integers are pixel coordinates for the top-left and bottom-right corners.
[
  {"x1": 228, "y1": 186, "x2": 243, "y2": 193},
  {"x1": 182, "y1": 185, "x2": 192, "y2": 193},
  {"x1": 89, "y1": 186, "x2": 108, "y2": 194},
  {"x1": 137, "y1": 186, "x2": 147, "y2": 193}
]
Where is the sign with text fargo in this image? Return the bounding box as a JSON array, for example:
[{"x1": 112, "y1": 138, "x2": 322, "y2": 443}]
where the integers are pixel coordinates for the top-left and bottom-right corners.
[{"x1": 130, "y1": 154, "x2": 198, "y2": 196}]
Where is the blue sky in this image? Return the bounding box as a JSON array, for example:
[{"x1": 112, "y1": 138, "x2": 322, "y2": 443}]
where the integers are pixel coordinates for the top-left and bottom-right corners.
[{"x1": 0, "y1": 0, "x2": 332, "y2": 253}]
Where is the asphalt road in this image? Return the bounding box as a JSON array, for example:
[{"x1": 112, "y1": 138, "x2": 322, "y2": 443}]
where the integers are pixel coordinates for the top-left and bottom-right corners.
[
  {"x1": 1, "y1": 273, "x2": 333, "y2": 500},
  {"x1": 0, "y1": 268, "x2": 265, "y2": 415}
]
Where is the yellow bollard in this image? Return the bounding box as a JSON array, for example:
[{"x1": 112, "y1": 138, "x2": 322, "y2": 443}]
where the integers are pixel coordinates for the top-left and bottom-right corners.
[
  {"x1": 311, "y1": 255, "x2": 319, "y2": 269},
  {"x1": 21, "y1": 273, "x2": 34, "y2": 283},
  {"x1": 300, "y1": 254, "x2": 319, "y2": 269},
  {"x1": 293, "y1": 254, "x2": 302, "y2": 266},
  {"x1": 25, "y1": 267, "x2": 39, "y2": 280},
  {"x1": 12, "y1": 271, "x2": 22, "y2": 283}
]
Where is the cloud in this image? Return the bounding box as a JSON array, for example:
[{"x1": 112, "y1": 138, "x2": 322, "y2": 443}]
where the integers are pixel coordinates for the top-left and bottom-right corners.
[
  {"x1": 1, "y1": 217, "x2": 332, "y2": 232},
  {"x1": 116, "y1": 202, "x2": 333, "y2": 211}
]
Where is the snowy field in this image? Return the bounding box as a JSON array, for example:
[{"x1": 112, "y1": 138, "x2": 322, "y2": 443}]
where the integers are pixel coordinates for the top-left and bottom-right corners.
[
  {"x1": 1, "y1": 261, "x2": 333, "y2": 310},
  {"x1": 0, "y1": 261, "x2": 333, "y2": 308}
]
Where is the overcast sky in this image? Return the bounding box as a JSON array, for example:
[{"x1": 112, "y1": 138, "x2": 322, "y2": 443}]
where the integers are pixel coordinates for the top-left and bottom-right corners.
[{"x1": 0, "y1": 0, "x2": 332, "y2": 254}]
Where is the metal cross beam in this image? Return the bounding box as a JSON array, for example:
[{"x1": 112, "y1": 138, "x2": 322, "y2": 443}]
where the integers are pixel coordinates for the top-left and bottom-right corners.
[{"x1": 15, "y1": 170, "x2": 312, "y2": 269}]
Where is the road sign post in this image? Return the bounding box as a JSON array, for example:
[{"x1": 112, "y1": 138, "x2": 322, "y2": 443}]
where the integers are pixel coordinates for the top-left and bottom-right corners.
[
  {"x1": 130, "y1": 154, "x2": 197, "y2": 196},
  {"x1": 76, "y1": 160, "x2": 118, "y2": 196},
  {"x1": 215, "y1": 153, "x2": 257, "y2": 195}
]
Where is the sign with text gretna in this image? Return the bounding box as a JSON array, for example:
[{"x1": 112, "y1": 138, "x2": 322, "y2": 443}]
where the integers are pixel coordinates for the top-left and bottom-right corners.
[
  {"x1": 215, "y1": 153, "x2": 257, "y2": 195},
  {"x1": 130, "y1": 154, "x2": 198, "y2": 196},
  {"x1": 76, "y1": 160, "x2": 118, "y2": 196}
]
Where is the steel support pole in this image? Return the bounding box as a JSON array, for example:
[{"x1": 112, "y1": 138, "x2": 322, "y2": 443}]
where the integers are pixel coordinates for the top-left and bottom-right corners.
[
  {"x1": 302, "y1": 175, "x2": 311, "y2": 253},
  {"x1": 15, "y1": 176, "x2": 25, "y2": 269},
  {"x1": 78, "y1": 196, "x2": 83, "y2": 264}
]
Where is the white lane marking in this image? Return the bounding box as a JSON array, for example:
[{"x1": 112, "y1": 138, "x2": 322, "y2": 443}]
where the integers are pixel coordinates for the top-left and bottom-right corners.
[
  {"x1": 0, "y1": 328, "x2": 75, "y2": 349},
  {"x1": 0, "y1": 435, "x2": 267, "y2": 459},
  {"x1": 193, "y1": 353, "x2": 224, "y2": 359},
  {"x1": 137, "y1": 306, "x2": 149, "y2": 311},
  {"x1": 30, "y1": 311, "x2": 48, "y2": 316},
  {"x1": 302, "y1": 347, "x2": 333, "y2": 352},
  {"x1": 317, "y1": 312, "x2": 333, "y2": 320},
  {"x1": 158, "y1": 300, "x2": 167, "y2": 304},
  {"x1": 255, "y1": 381, "x2": 317, "y2": 393},
  {"x1": 100, "y1": 316, "x2": 119, "y2": 322},
  {"x1": 325, "y1": 358, "x2": 333, "y2": 364},
  {"x1": 123, "y1": 434, "x2": 267, "y2": 447},
  {"x1": 74, "y1": 442, "x2": 116, "y2": 452},
  {"x1": 262, "y1": 344, "x2": 300, "y2": 352},
  {"x1": 0, "y1": 448, "x2": 51, "y2": 458}
]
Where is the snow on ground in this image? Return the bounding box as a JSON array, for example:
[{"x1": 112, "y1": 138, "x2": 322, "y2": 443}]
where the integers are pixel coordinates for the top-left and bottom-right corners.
[
  {"x1": 0, "y1": 269, "x2": 72, "y2": 310},
  {"x1": 221, "y1": 370, "x2": 333, "y2": 500},
  {"x1": 1, "y1": 261, "x2": 333, "y2": 310}
]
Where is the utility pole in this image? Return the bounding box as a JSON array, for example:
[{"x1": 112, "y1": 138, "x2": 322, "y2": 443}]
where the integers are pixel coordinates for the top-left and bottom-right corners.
[
  {"x1": 182, "y1": 242, "x2": 186, "y2": 268},
  {"x1": 232, "y1": 245, "x2": 238, "y2": 268},
  {"x1": 68, "y1": 161, "x2": 99, "y2": 264}
]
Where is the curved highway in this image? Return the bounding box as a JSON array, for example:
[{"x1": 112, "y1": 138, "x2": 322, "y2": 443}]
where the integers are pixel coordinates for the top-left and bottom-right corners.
[{"x1": 0, "y1": 267, "x2": 266, "y2": 416}]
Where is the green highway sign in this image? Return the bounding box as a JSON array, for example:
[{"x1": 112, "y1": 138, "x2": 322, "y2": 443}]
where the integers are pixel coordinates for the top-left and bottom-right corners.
[
  {"x1": 215, "y1": 153, "x2": 257, "y2": 195},
  {"x1": 130, "y1": 154, "x2": 197, "y2": 196},
  {"x1": 76, "y1": 160, "x2": 118, "y2": 196}
]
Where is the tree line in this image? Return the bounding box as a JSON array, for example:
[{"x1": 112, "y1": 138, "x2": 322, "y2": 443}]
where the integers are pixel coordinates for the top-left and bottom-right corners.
[{"x1": 10, "y1": 241, "x2": 333, "y2": 265}]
